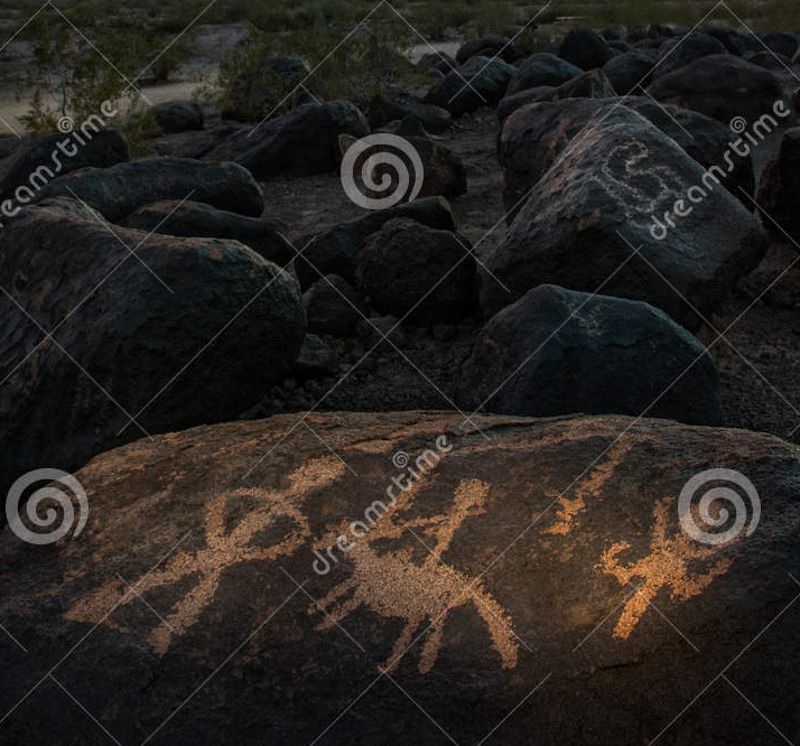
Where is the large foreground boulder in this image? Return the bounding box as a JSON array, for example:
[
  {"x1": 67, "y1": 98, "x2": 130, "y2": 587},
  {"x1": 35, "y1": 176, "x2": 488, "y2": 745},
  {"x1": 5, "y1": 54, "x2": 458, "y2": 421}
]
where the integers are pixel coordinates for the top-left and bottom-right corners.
[
  {"x1": 1, "y1": 411, "x2": 797, "y2": 745},
  {"x1": 0, "y1": 199, "x2": 304, "y2": 497},
  {"x1": 484, "y1": 107, "x2": 767, "y2": 330},
  {"x1": 458, "y1": 284, "x2": 721, "y2": 424},
  {"x1": 647, "y1": 54, "x2": 792, "y2": 124},
  {"x1": 39, "y1": 156, "x2": 264, "y2": 221},
  {"x1": 205, "y1": 100, "x2": 369, "y2": 178},
  {"x1": 424, "y1": 56, "x2": 515, "y2": 117},
  {"x1": 120, "y1": 200, "x2": 293, "y2": 265},
  {"x1": 499, "y1": 97, "x2": 756, "y2": 220}
]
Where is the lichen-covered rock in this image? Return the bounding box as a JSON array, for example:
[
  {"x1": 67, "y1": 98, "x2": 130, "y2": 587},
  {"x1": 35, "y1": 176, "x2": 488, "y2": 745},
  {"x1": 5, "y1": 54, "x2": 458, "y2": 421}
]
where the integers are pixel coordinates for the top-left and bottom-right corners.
[{"x1": 0, "y1": 411, "x2": 797, "y2": 745}]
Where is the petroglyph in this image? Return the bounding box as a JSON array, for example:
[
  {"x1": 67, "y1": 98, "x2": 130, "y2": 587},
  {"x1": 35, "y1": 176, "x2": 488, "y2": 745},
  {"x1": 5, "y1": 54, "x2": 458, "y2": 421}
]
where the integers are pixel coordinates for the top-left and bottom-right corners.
[
  {"x1": 311, "y1": 479, "x2": 519, "y2": 674},
  {"x1": 591, "y1": 140, "x2": 685, "y2": 228},
  {"x1": 66, "y1": 457, "x2": 345, "y2": 654},
  {"x1": 598, "y1": 497, "x2": 734, "y2": 639},
  {"x1": 546, "y1": 438, "x2": 637, "y2": 536}
]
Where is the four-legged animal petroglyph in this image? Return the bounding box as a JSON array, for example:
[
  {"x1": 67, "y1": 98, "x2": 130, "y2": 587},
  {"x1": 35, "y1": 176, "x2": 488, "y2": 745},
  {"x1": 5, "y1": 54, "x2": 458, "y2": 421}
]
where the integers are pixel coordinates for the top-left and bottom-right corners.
[
  {"x1": 311, "y1": 479, "x2": 519, "y2": 674},
  {"x1": 598, "y1": 497, "x2": 734, "y2": 639},
  {"x1": 66, "y1": 457, "x2": 344, "y2": 654}
]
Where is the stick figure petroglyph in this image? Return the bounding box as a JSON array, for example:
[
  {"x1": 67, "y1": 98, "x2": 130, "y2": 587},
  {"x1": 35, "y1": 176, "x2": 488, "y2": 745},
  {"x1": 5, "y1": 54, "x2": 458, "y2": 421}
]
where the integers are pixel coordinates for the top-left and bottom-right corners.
[
  {"x1": 66, "y1": 457, "x2": 345, "y2": 654},
  {"x1": 310, "y1": 479, "x2": 519, "y2": 674},
  {"x1": 598, "y1": 497, "x2": 734, "y2": 639}
]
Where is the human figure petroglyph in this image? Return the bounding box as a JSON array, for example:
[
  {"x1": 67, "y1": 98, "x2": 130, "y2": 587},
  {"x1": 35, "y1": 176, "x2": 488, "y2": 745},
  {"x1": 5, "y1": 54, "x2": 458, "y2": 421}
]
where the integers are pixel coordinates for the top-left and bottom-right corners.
[
  {"x1": 311, "y1": 479, "x2": 519, "y2": 674},
  {"x1": 66, "y1": 457, "x2": 345, "y2": 654},
  {"x1": 598, "y1": 497, "x2": 734, "y2": 639}
]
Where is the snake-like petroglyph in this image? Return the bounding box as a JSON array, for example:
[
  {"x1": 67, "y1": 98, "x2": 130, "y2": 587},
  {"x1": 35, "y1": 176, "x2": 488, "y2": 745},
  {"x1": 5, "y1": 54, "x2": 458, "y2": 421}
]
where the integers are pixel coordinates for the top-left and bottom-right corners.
[
  {"x1": 598, "y1": 497, "x2": 734, "y2": 639},
  {"x1": 66, "y1": 457, "x2": 344, "y2": 654},
  {"x1": 591, "y1": 140, "x2": 685, "y2": 228},
  {"x1": 310, "y1": 479, "x2": 519, "y2": 674}
]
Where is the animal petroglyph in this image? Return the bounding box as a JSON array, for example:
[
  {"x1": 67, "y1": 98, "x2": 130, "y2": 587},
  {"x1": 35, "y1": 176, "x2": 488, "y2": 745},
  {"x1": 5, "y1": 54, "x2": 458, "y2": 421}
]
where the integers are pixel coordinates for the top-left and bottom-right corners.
[
  {"x1": 311, "y1": 479, "x2": 519, "y2": 674},
  {"x1": 598, "y1": 497, "x2": 734, "y2": 639},
  {"x1": 66, "y1": 457, "x2": 344, "y2": 654}
]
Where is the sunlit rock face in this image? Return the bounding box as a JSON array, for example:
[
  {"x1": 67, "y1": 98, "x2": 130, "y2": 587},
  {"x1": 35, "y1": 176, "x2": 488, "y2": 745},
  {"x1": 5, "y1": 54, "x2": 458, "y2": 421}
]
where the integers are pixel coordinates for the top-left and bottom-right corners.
[{"x1": 1, "y1": 411, "x2": 798, "y2": 745}]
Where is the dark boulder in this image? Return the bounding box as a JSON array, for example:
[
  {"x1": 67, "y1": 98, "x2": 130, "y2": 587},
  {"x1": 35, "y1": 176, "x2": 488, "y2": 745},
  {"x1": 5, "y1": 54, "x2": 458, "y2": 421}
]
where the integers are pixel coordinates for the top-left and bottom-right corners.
[
  {"x1": 120, "y1": 200, "x2": 293, "y2": 265},
  {"x1": 458, "y1": 284, "x2": 721, "y2": 424},
  {"x1": 557, "y1": 30, "x2": 615, "y2": 70},
  {"x1": 368, "y1": 90, "x2": 452, "y2": 134},
  {"x1": 294, "y1": 333, "x2": 340, "y2": 378},
  {"x1": 303, "y1": 274, "x2": 366, "y2": 337},
  {"x1": 648, "y1": 54, "x2": 791, "y2": 124},
  {"x1": 1, "y1": 411, "x2": 797, "y2": 746},
  {"x1": 743, "y1": 50, "x2": 793, "y2": 71},
  {"x1": 506, "y1": 52, "x2": 582, "y2": 96},
  {"x1": 0, "y1": 129, "x2": 129, "y2": 204},
  {"x1": 150, "y1": 100, "x2": 204, "y2": 134},
  {"x1": 760, "y1": 32, "x2": 799, "y2": 60},
  {"x1": 39, "y1": 156, "x2": 264, "y2": 221},
  {"x1": 499, "y1": 97, "x2": 755, "y2": 222},
  {"x1": 758, "y1": 127, "x2": 800, "y2": 245},
  {"x1": 0, "y1": 199, "x2": 304, "y2": 496},
  {"x1": 295, "y1": 196, "x2": 456, "y2": 288},
  {"x1": 355, "y1": 218, "x2": 476, "y2": 323},
  {"x1": 424, "y1": 56, "x2": 515, "y2": 117},
  {"x1": 485, "y1": 106, "x2": 767, "y2": 330},
  {"x1": 417, "y1": 50, "x2": 458, "y2": 76},
  {"x1": 0, "y1": 133, "x2": 19, "y2": 160},
  {"x1": 205, "y1": 100, "x2": 369, "y2": 179},
  {"x1": 651, "y1": 32, "x2": 727, "y2": 79},
  {"x1": 221, "y1": 55, "x2": 311, "y2": 122},
  {"x1": 704, "y1": 27, "x2": 763, "y2": 56},
  {"x1": 496, "y1": 70, "x2": 615, "y2": 124},
  {"x1": 602, "y1": 50, "x2": 656, "y2": 93},
  {"x1": 149, "y1": 120, "x2": 246, "y2": 159},
  {"x1": 456, "y1": 35, "x2": 523, "y2": 64}
]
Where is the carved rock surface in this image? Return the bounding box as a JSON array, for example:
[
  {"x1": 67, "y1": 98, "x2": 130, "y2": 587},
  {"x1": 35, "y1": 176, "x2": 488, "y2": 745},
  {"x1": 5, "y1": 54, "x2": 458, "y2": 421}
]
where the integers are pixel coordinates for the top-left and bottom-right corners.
[{"x1": 0, "y1": 411, "x2": 797, "y2": 745}]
